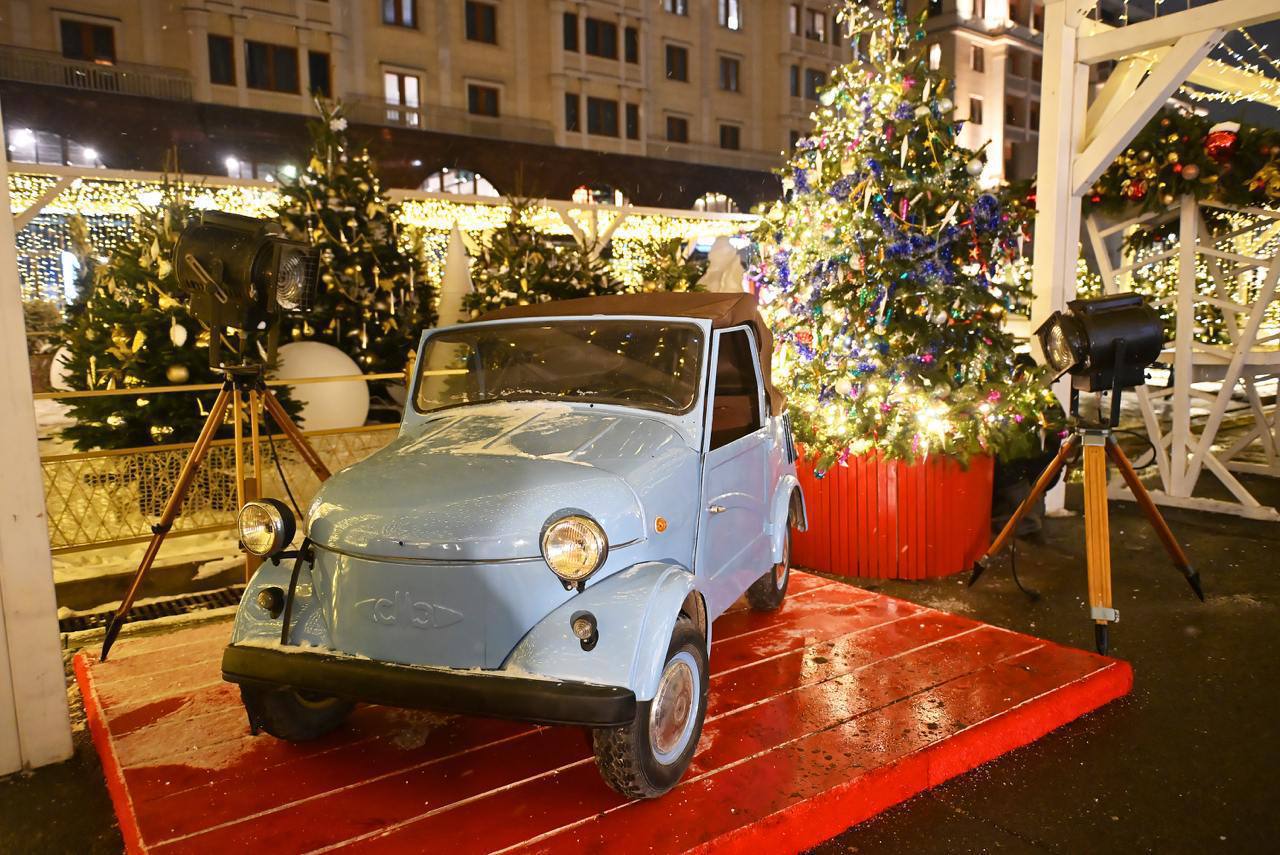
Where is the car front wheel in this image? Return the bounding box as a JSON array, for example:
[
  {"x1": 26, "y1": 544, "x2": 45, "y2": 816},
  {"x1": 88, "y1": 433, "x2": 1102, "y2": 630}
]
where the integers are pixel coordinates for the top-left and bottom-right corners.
[
  {"x1": 240, "y1": 684, "x2": 354, "y2": 741},
  {"x1": 746, "y1": 529, "x2": 790, "y2": 612},
  {"x1": 592, "y1": 615, "x2": 708, "y2": 799}
]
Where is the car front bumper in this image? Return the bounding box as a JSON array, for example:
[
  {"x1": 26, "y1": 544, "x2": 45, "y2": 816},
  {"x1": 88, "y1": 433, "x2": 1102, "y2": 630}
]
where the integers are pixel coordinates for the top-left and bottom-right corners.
[{"x1": 221, "y1": 643, "x2": 637, "y2": 727}]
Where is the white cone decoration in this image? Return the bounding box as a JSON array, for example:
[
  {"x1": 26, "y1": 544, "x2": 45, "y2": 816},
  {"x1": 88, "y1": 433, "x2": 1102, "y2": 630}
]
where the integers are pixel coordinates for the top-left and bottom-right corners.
[
  {"x1": 49, "y1": 345, "x2": 74, "y2": 391},
  {"x1": 437, "y1": 223, "x2": 473, "y2": 327},
  {"x1": 272, "y1": 341, "x2": 369, "y2": 431},
  {"x1": 697, "y1": 236, "x2": 747, "y2": 293}
]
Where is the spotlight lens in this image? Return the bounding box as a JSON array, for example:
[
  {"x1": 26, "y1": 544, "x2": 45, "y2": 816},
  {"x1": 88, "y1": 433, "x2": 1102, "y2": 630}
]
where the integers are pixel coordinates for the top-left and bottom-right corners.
[
  {"x1": 276, "y1": 249, "x2": 309, "y2": 311},
  {"x1": 237, "y1": 500, "x2": 292, "y2": 557},
  {"x1": 1045, "y1": 323, "x2": 1076, "y2": 372},
  {"x1": 541, "y1": 515, "x2": 607, "y2": 582}
]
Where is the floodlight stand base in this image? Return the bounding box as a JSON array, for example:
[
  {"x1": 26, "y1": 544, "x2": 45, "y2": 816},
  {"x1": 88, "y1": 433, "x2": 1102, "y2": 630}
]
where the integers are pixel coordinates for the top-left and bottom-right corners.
[
  {"x1": 971, "y1": 411, "x2": 1203, "y2": 655},
  {"x1": 98, "y1": 366, "x2": 330, "y2": 662}
]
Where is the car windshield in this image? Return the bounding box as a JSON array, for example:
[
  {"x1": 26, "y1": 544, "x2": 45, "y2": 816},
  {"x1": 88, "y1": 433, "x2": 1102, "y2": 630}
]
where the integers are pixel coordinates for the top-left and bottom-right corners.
[{"x1": 414, "y1": 319, "x2": 705, "y2": 415}]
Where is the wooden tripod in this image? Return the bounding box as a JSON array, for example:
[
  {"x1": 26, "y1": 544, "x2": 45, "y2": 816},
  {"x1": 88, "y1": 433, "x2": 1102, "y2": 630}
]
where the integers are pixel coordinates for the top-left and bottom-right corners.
[
  {"x1": 969, "y1": 419, "x2": 1204, "y2": 655},
  {"x1": 99, "y1": 366, "x2": 330, "y2": 661}
]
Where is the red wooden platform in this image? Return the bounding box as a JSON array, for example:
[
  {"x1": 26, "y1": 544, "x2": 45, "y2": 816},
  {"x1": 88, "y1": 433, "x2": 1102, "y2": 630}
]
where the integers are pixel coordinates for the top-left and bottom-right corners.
[{"x1": 74, "y1": 573, "x2": 1131, "y2": 854}]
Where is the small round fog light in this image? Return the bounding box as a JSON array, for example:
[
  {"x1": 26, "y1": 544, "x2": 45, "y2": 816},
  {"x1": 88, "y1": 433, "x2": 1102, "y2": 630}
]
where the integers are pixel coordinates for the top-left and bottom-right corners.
[
  {"x1": 570, "y1": 610, "x2": 598, "y2": 651},
  {"x1": 256, "y1": 586, "x2": 285, "y2": 619}
]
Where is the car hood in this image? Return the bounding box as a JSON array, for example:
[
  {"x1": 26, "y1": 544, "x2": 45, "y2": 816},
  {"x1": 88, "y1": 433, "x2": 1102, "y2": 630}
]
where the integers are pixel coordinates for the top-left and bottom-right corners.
[{"x1": 306, "y1": 403, "x2": 685, "y2": 561}]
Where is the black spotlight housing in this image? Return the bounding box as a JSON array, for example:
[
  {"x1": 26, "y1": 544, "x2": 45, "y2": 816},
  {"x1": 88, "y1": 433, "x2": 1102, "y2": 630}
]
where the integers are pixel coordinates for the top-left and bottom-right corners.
[
  {"x1": 173, "y1": 211, "x2": 318, "y2": 341},
  {"x1": 1035, "y1": 293, "x2": 1164, "y2": 392}
]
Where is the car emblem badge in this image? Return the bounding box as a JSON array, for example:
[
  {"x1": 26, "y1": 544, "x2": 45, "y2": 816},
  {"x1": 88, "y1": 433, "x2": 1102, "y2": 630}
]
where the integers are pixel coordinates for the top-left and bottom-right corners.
[{"x1": 354, "y1": 591, "x2": 463, "y2": 630}]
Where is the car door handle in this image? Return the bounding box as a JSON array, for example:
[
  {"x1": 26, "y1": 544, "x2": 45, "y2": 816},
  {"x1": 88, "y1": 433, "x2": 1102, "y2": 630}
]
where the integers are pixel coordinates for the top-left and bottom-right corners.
[{"x1": 708, "y1": 504, "x2": 727, "y2": 514}]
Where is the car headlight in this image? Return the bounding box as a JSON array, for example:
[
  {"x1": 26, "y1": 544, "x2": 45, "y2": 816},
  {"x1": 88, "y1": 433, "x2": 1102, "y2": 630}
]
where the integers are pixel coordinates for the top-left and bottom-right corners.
[
  {"x1": 541, "y1": 513, "x2": 608, "y2": 585},
  {"x1": 237, "y1": 498, "x2": 296, "y2": 557}
]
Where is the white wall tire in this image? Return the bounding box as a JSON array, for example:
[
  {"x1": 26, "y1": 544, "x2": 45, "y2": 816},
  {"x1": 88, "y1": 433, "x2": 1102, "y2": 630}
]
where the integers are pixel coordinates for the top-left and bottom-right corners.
[
  {"x1": 746, "y1": 529, "x2": 790, "y2": 612},
  {"x1": 592, "y1": 616, "x2": 708, "y2": 799}
]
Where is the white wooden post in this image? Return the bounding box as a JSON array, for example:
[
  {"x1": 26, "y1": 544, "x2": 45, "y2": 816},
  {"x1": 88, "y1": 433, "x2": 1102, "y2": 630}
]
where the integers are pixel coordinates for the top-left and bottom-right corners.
[
  {"x1": 1169, "y1": 195, "x2": 1198, "y2": 495},
  {"x1": 0, "y1": 102, "x2": 74, "y2": 775}
]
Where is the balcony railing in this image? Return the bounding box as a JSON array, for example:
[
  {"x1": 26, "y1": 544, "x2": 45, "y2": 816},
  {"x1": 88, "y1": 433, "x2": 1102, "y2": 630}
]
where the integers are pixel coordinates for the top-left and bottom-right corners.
[
  {"x1": 0, "y1": 45, "x2": 193, "y2": 101},
  {"x1": 345, "y1": 97, "x2": 557, "y2": 147}
]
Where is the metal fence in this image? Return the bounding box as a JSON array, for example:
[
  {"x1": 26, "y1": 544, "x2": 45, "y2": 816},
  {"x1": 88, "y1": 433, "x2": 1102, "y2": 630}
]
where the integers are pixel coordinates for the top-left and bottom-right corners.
[
  {"x1": 0, "y1": 45, "x2": 193, "y2": 101},
  {"x1": 41, "y1": 423, "x2": 398, "y2": 554}
]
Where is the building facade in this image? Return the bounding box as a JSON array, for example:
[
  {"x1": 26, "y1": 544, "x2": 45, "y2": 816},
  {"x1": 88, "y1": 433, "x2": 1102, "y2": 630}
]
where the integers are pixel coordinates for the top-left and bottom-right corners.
[{"x1": 0, "y1": 0, "x2": 875, "y2": 209}]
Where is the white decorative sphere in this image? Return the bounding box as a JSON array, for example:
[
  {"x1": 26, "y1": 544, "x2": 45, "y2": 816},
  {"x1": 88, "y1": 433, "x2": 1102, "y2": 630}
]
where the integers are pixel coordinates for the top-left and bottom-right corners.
[
  {"x1": 966, "y1": 157, "x2": 985, "y2": 176},
  {"x1": 938, "y1": 98, "x2": 954, "y2": 113},
  {"x1": 272, "y1": 342, "x2": 369, "y2": 431},
  {"x1": 49, "y1": 345, "x2": 75, "y2": 391}
]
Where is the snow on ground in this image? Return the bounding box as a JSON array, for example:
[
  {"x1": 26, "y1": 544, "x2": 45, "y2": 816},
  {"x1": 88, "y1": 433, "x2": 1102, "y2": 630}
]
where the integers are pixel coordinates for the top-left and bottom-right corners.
[{"x1": 53, "y1": 530, "x2": 242, "y2": 585}]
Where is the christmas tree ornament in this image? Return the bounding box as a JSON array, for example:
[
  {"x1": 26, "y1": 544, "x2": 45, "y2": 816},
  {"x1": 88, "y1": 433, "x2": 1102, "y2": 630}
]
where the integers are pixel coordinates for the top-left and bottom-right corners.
[
  {"x1": 1204, "y1": 121, "x2": 1240, "y2": 163},
  {"x1": 165, "y1": 364, "x2": 190, "y2": 384},
  {"x1": 169, "y1": 318, "x2": 188, "y2": 347},
  {"x1": 966, "y1": 157, "x2": 984, "y2": 176},
  {"x1": 1181, "y1": 163, "x2": 1201, "y2": 181}
]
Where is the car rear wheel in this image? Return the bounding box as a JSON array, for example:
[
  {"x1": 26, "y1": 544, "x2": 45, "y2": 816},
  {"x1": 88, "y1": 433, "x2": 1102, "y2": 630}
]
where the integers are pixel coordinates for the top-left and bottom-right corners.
[
  {"x1": 592, "y1": 615, "x2": 708, "y2": 799},
  {"x1": 240, "y1": 684, "x2": 354, "y2": 741},
  {"x1": 746, "y1": 529, "x2": 790, "y2": 612}
]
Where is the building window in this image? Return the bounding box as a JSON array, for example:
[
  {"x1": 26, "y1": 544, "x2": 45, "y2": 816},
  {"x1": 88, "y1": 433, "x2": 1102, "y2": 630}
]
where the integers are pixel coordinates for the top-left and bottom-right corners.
[
  {"x1": 803, "y1": 68, "x2": 826, "y2": 101},
  {"x1": 384, "y1": 70, "x2": 421, "y2": 126},
  {"x1": 693, "y1": 192, "x2": 739, "y2": 213},
  {"x1": 971, "y1": 45, "x2": 985, "y2": 72},
  {"x1": 382, "y1": 0, "x2": 417, "y2": 28},
  {"x1": 246, "y1": 41, "x2": 299, "y2": 92},
  {"x1": 465, "y1": 1, "x2": 498, "y2": 44},
  {"x1": 1033, "y1": 3, "x2": 1045, "y2": 30},
  {"x1": 625, "y1": 26, "x2": 639, "y2": 64},
  {"x1": 468, "y1": 84, "x2": 499, "y2": 117},
  {"x1": 208, "y1": 35, "x2": 234, "y2": 85},
  {"x1": 718, "y1": 0, "x2": 742, "y2": 30},
  {"x1": 663, "y1": 0, "x2": 688, "y2": 14},
  {"x1": 60, "y1": 19, "x2": 115, "y2": 63},
  {"x1": 422, "y1": 168, "x2": 499, "y2": 197},
  {"x1": 1030, "y1": 102, "x2": 1040, "y2": 130},
  {"x1": 587, "y1": 96, "x2": 619, "y2": 136},
  {"x1": 789, "y1": 4, "x2": 801, "y2": 34},
  {"x1": 789, "y1": 130, "x2": 801, "y2": 150},
  {"x1": 565, "y1": 93, "x2": 581, "y2": 131},
  {"x1": 573, "y1": 184, "x2": 629, "y2": 206},
  {"x1": 928, "y1": 43, "x2": 942, "y2": 70},
  {"x1": 308, "y1": 51, "x2": 331, "y2": 96},
  {"x1": 719, "y1": 124, "x2": 741, "y2": 150},
  {"x1": 1005, "y1": 100, "x2": 1019, "y2": 126},
  {"x1": 1009, "y1": 0, "x2": 1023, "y2": 25},
  {"x1": 969, "y1": 96, "x2": 983, "y2": 125},
  {"x1": 563, "y1": 13, "x2": 578, "y2": 51},
  {"x1": 805, "y1": 9, "x2": 826, "y2": 42},
  {"x1": 625, "y1": 103, "x2": 640, "y2": 140},
  {"x1": 789, "y1": 65, "x2": 800, "y2": 97},
  {"x1": 585, "y1": 18, "x2": 618, "y2": 59},
  {"x1": 1031, "y1": 55, "x2": 1042, "y2": 80},
  {"x1": 666, "y1": 115, "x2": 689, "y2": 143},
  {"x1": 666, "y1": 44, "x2": 688, "y2": 81},
  {"x1": 719, "y1": 56, "x2": 740, "y2": 92}
]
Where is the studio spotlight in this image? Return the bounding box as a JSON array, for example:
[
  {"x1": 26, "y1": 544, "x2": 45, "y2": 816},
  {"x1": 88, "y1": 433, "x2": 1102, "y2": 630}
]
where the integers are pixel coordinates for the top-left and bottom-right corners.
[{"x1": 1035, "y1": 293, "x2": 1163, "y2": 392}]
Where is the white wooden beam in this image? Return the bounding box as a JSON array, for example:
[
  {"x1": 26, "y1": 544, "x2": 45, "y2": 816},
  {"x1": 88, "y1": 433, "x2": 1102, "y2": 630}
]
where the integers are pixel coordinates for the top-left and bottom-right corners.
[
  {"x1": 1071, "y1": 30, "x2": 1223, "y2": 196},
  {"x1": 1078, "y1": 0, "x2": 1280, "y2": 65},
  {"x1": 0, "y1": 102, "x2": 74, "y2": 776},
  {"x1": 12, "y1": 176, "x2": 74, "y2": 232},
  {"x1": 1084, "y1": 55, "x2": 1157, "y2": 143}
]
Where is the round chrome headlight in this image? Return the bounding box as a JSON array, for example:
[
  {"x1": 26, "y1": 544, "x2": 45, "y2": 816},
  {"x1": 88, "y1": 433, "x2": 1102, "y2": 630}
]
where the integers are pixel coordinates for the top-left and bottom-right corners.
[
  {"x1": 541, "y1": 514, "x2": 607, "y2": 584},
  {"x1": 237, "y1": 498, "x2": 296, "y2": 557}
]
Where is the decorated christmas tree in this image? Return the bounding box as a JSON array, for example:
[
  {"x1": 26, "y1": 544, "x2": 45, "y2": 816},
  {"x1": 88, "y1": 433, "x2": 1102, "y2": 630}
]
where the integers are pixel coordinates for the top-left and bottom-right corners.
[
  {"x1": 751, "y1": 1, "x2": 1050, "y2": 471},
  {"x1": 274, "y1": 100, "x2": 434, "y2": 370},
  {"x1": 58, "y1": 179, "x2": 240, "y2": 449},
  {"x1": 463, "y1": 198, "x2": 624, "y2": 316}
]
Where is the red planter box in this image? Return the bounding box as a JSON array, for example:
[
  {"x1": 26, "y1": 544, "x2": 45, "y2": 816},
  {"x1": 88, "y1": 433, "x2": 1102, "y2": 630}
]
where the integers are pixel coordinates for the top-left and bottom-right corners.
[{"x1": 792, "y1": 452, "x2": 994, "y2": 579}]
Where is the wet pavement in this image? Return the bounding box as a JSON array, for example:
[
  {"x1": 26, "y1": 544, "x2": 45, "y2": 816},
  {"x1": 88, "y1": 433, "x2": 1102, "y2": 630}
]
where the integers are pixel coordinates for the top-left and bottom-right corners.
[{"x1": 1, "y1": 481, "x2": 1276, "y2": 854}]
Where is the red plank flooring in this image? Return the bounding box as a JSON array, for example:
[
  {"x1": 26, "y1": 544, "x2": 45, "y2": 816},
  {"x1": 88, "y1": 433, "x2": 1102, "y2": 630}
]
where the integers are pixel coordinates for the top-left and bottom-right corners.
[{"x1": 75, "y1": 573, "x2": 1131, "y2": 854}]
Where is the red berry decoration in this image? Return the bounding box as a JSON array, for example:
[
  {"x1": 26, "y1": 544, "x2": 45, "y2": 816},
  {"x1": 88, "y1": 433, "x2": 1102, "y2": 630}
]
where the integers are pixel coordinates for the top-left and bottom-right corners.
[
  {"x1": 1125, "y1": 180, "x2": 1148, "y2": 202},
  {"x1": 1204, "y1": 122, "x2": 1240, "y2": 163}
]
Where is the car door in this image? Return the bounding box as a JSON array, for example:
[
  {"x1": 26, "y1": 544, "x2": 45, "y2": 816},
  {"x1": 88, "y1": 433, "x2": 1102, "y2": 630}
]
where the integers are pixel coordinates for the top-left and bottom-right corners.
[{"x1": 696, "y1": 325, "x2": 770, "y2": 617}]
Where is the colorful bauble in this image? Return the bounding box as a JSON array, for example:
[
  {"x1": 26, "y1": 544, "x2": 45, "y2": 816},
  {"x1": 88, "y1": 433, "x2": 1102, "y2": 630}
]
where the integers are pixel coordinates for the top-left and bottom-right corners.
[
  {"x1": 1181, "y1": 163, "x2": 1201, "y2": 181},
  {"x1": 1204, "y1": 122, "x2": 1240, "y2": 163}
]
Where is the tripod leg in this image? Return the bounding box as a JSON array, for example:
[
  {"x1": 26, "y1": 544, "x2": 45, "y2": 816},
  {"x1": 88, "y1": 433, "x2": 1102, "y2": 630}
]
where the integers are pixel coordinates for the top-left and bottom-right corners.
[
  {"x1": 245, "y1": 390, "x2": 264, "y2": 582},
  {"x1": 101, "y1": 386, "x2": 233, "y2": 660},
  {"x1": 969, "y1": 433, "x2": 1079, "y2": 587},
  {"x1": 261, "y1": 389, "x2": 331, "y2": 481},
  {"x1": 1083, "y1": 436, "x2": 1116, "y2": 655},
  {"x1": 1105, "y1": 437, "x2": 1204, "y2": 602}
]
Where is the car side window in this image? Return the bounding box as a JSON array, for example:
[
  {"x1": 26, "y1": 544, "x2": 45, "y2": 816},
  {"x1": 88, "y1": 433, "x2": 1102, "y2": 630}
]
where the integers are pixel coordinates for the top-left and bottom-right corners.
[{"x1": 709, "y1": 328, "x2": 762, "y2": 450}]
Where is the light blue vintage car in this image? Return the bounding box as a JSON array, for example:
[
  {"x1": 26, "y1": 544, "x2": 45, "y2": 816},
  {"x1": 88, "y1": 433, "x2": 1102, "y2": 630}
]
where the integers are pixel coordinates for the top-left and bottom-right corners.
[{"x1": 221, "y1": 292, "x2": 807, "y2": 798}]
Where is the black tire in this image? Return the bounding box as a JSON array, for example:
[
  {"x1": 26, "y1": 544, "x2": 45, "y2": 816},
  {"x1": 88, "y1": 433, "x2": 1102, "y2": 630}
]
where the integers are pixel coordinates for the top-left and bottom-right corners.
[
  {"x1": 592, "y1": 616, "x2": 708, "y2": 799},
  {"x1": 240, "y1": 684, "x2": 354, "y2": 742},
  {"x1": 746, "y1": 529, "x2": 791, "y2": 612}
]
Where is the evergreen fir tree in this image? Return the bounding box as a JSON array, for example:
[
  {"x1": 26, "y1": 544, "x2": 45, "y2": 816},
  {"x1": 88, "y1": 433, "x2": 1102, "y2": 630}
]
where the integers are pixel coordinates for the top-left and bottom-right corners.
[
  {"x1": 274, "y1": 100, "x2": 434, "y2": 370},
  {"x1": 752, "y1": 1, "x2": 1051, "y2": 471},
  {"x1": 464, "y1": 198, "x2": 624, "y2": 316},
  {"x1": 632, "y1": 236, "x2": 706, "y2": 292}
]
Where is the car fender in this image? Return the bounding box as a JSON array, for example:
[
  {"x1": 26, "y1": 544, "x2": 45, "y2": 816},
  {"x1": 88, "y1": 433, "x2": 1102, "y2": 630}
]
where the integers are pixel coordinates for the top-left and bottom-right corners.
[
  {"x1": 770, "y1": 474, "x2": 807, "y2": 563},
  {"x1": 502, "y1": 561, "x2": 697, "y2": 703},
  {"x1": 229, "y1": 557, "x2": 333, "y2": 648}
]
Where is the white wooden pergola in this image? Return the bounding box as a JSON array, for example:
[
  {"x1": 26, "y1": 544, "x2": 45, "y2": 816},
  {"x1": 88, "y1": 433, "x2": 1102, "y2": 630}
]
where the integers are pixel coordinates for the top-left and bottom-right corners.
[{"x1": 1032, "y1": 0, "x2": 1280, "y2": 513}]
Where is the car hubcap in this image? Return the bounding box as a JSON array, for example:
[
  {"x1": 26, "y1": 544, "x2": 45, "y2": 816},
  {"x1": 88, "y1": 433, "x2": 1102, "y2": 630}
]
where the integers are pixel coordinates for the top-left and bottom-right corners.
[
  {"x1": 774, "y1": 537, "x2": 790, "y2": 591},
  {"x1": 649, "y1": 651, "x2": 698, "y2": 764}
]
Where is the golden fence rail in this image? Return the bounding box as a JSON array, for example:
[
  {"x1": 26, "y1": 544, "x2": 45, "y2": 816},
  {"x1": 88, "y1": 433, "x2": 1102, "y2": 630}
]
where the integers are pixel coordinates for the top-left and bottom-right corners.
[{"x1": 42, "y1": 423, "x2": 398, "y2": 554}]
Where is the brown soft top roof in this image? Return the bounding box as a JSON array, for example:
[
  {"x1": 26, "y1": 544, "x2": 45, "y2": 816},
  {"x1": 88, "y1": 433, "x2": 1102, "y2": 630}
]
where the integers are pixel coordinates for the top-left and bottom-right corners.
[{"x1": 477, "y1": 292, "x2": 784, "y2": 412}]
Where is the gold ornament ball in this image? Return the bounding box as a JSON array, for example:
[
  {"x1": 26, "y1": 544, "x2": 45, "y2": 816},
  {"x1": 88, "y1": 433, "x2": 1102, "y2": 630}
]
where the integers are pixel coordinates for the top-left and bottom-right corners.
[
  {"x1": 1137, "y1": 150, "x2": 1151, "y2": 162},
  {"x1": 1161, "y1": 193, "x2": 1175, "y2": 206},
  {"x1": 1166, "y1": 151, "x2": 1180, "y2": 164},
  {"x1": 165, "y1": 364, "x2": 190, "y2": 383}
]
